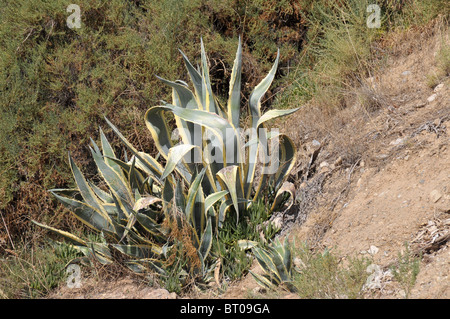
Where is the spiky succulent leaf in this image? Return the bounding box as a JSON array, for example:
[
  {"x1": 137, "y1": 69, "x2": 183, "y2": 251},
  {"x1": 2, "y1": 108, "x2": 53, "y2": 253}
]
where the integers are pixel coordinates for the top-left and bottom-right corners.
[{"x1": 227, "y1": 37, "x2": 242, "y2": 128}]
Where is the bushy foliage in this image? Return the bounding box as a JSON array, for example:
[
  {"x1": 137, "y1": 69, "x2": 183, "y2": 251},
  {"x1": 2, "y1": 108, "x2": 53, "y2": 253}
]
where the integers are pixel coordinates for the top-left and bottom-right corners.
[{"x1": 0, "y1": 0, "x2": 306, "y2": 243}]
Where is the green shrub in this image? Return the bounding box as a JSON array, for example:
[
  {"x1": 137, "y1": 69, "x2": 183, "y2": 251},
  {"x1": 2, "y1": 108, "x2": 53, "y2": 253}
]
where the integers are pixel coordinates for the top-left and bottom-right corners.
[
  {"x1": 0, "y1": 242, "x2": 80, "y2": 298},
  {"x1": 1, "y1": 0, "x2": 306, "y2": 246}
]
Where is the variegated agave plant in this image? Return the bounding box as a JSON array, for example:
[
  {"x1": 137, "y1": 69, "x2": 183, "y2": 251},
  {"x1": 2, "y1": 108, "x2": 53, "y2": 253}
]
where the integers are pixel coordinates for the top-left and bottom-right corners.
[
  {"x1": 32, "y1": 128, "x2": 169, "y2": 270},
  {"x1": 140, "y1": 38, "x2": 300, "y2": 228},
  {"x1": 250, "y1": 237, "x2": 297, "y2": 292},
  {"x1": 33, "y1": 127, "x2": 220, "y2": 281},
  {"x1": 33, "y1": 38, "x2": 299, "y2": 286}
]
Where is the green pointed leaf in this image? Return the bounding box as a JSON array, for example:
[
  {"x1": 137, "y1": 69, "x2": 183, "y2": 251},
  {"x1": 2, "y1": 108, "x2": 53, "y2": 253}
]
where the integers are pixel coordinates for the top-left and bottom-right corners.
[
  {"x1": 110, "y1": 244, "x2": 155, "y2": 259},
  {"x1": 175, "y1": 181, "x2": 186, "y2": 212},
  {"x1": 161, "y1": 144, "x2": 197, "y2": 180},
  {"x1": 179, "y1": 49, "x2": 203, "y2": 105},
  {"x1": 104, "y1": 117, "x2": 164, "y2": 180},
  {"x1": 256, "y1": 108, "x2": 300, "y2": 131},
  {"x1": 237, "y1": 240, "x2": 258, "y2": 250},
  {"x1": 216, "y1": 165, "x2": 244, "y2": 223},
  {"x1": 185, "y1": 167, "x2": 206, "y2": 223},
  {"x1": 245, "y1": 50, "x2": 282, "y2": 196},
  {"x1": 267, "y1": 245, "x2": 290, "y2": 282},
  {"x1": 50, "y1": 191, "x2": 113, "y2": 232},
  {"x1": 248, "y1": 50, "x2": 280, "y2": 126},
  {"x1": 227, "y1": 37, "x2": 242, "y2": 128},
  {"x1": 204, "y1": 190, "x2": 228, "y2": 214},
  {"x1": 99, "y1": 127, "x2": 124, "y2": 179},
  {"x1": 133, "y1": 211, "x2": 167, "y2": 241},
  {"x1": 199, "y1": 217, "x2": 213, "y2": 260},
  {"x1": 68, "y1": 153, "x2": 107, "y2": 216},
  {"x1": 88, "y1": 182, "x2": 113, "y2": 204},
  {"x1": 144, "y1": 107, "x2": 174, "y2": 159},
  {"x1": 31, "y1": 220, "x2": 87, "y2": 246},
  {"x1": 200, "y1": 38, "x2": 218, "y2": 114},
  {"x1": 250, "y1": 271, "x2": 278, "y2": 290},
  {"x1": 133, "y1": 258, "x2": 168, "y2": 276},
  {"x1": 252, "y1": 247, "x2": 281, "y2": 282},
  {"x1": 273, "y1": 135, "x2": 297, "y2": 191},
  {"x1": 89, "y1": 147, "x2": 133, "y2": 207},
  {"x1": 156, "y1": 75, "x2": 198, "y2": 110}
]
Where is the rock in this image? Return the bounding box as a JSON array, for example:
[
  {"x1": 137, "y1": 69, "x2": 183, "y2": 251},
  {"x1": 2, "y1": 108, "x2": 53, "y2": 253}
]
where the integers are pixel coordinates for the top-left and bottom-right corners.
[
  {"x1": 415, "y1": 101, "x2": 426, "y2": 109},
  {"x1": 401, "y1": 70, "x2": 411, "y2": 76},
  {"x1": 334, "y1": 156, "x2": 343, "y2": 166},
  {"x1": 319, "y1": 166, "x2": 330, "y2": 173},
  {"x1": 390, "y1": 138, "x2": 404, "y2": 146},
  {"x1": 252, "y1": 286, "x2": 266, "y2": 294},
  {"x1": 365, "y1": 264, "x2": 382, "y2": 290},
  {"x1": 368, "y1": 245, "x2": 379, "y2": 255},
  {"x1": 311, "y1": 139, "x2": 321, "y2": 149},
  {"x1": 434, "y1": 83, "x2": 444, "y2": 92},
  {"x1": 294, "y1": 257, "x2": 306, "y2": 269},
  {"x1": 366, "y1": 76, "x2": 377, "y2": 89},
  {"x1": 427, "y1": 94, "x2": 437, "y2": 103},
  {"x1": 376, "y1": 154, "x2": 388, "y2": 160},
  {"x1": 430, "y1": 190, "x2": 442, "y2": 203},
  {"x1": 144, "y1": 288, "x2": 177, "y2": 299},
  {"x1": 319, "y1": 161, "x2": 329, "y2": 168},
  {"x1": 357, "y1": 178, "x2": 363, "y2": 187},
  {"x1": 270, "y1": 216, "x2": 283, "y2": 230},
  {"x1": 306, "y1": 139, "x2": 321, "y2": 155}
]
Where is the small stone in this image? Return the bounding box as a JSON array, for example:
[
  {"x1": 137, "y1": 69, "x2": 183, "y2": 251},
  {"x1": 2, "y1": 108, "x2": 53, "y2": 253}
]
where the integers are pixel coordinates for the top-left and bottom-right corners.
[
  {"x1": 319, "y1": 161, "x2": 329, "y2": 168},
  {"x1": 390, "y1": 138, "x2": 404, "y2": 146},
  {"x1": 320, "y1": 166, "x2": 330, "y2": 173},
  {"x1": 307, "y1": 140, "x2": 321, "y2": 154},
  {"x1": 427, "y1": 94, "x2": 437, "y2": 103},
  {"x1": 311, "y1": 139, "x2": 321, "y2": 149},
  {"x1": 401, "y1": 70, "x2": 411, "y2": 76},
  {"x1": 294, "y1": 257, "x2": 306, "y2": 269},
  {"x1": 415, "y1": 101, "x2": 426, "y2": 108},
  {"x1": 145, "y1": 288, "x2": 177, "y2": 299},
  {"x1": 252, "y1": 286, "x2": 266, "y2": 294},
  {"x1": 434, "y1": 83, "x2": 444, "y2": 92},
  {"x1": 334, "y1": 156, "x2": 343, "y2": 166},
  {"x1": 430, "y1": 190, "x2": 442, "y2": 203},
  {"x1": 357, "y1": 178, "x2": 363, "y2": 187},
  {"x1": 376, "y1": 154, "x2": 388, "y2": 160},
  {"x1": 368, "y1": 245, "x2": 379, "y2": 255},
  {"x1": 270, "y1": 216, "x2": 283, "y2": 230}
]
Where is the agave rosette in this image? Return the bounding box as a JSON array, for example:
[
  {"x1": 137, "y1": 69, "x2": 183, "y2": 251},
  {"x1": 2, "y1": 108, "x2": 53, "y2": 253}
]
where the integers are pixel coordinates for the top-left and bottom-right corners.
[{"x1": 140, "y1": 38, "x2": 300, "y2": 227}]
